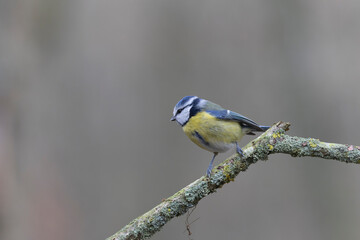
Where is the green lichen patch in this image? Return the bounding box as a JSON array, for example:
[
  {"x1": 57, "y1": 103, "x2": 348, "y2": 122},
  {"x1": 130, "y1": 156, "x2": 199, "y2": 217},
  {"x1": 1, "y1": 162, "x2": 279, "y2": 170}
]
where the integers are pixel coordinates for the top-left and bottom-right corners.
[
  {"x1": 223, "y1": 165, "x2": 235, "y2": 182},
  {"x1": 308, "y1": 138, "x2": 318, "y2": 148},
  {"x1": 184, "y1": 180, "x2": 210, "y2": 203}
]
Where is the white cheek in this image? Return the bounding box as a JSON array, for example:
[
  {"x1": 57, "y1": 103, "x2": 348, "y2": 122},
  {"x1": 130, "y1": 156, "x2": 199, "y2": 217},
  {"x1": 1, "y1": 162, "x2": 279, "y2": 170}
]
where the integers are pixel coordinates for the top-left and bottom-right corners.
[{"x1": 176, "y1": 106, "x2": 191, "y2": 125}]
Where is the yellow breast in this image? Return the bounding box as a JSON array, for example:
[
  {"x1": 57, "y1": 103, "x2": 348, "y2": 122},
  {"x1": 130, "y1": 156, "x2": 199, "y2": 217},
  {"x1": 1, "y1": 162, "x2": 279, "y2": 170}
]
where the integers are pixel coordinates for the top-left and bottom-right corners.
[{"x1": 182, "y1": 111, "x2": 244, "y2": 153}]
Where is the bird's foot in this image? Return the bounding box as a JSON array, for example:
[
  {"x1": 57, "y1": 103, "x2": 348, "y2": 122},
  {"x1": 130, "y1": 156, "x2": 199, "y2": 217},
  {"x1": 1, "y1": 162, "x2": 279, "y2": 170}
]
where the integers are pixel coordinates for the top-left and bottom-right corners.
[
  {"x1": 236, "y1": 142, "x2": 244, "y2": 157},
  {"x1": 206, "y1": 152, "x2": 218, "y2": 177},
  {"x1": 206, "y1": 166, "x2": 212, "y2": 177}
]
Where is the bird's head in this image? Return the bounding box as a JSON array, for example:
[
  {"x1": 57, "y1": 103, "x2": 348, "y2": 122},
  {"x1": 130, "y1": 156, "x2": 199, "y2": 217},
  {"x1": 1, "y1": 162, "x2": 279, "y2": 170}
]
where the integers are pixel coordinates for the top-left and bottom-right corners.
[{"x1": 171, "y1": 96, "x2": 204, "y2": 126}]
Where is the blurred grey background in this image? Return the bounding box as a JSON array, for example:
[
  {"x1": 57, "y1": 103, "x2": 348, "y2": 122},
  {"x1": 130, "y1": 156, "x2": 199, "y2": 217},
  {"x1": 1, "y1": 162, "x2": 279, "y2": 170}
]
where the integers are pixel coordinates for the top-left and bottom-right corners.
[{"x1": 1, "y1": 0, "x2": 360, "y2": 240}]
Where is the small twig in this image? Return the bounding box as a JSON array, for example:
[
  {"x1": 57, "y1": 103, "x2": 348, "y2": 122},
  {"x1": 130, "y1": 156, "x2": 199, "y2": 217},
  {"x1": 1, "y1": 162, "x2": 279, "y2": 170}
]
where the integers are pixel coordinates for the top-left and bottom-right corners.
[{"x1": 184, "y1": 205, "x2": 199, "y2": 239}]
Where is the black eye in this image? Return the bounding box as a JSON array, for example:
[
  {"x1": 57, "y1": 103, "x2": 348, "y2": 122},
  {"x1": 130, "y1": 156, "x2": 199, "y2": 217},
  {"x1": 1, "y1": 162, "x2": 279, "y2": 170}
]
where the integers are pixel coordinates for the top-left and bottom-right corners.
[{"x1": 176, "y1": 109, "x2": 182, "y2": 114}]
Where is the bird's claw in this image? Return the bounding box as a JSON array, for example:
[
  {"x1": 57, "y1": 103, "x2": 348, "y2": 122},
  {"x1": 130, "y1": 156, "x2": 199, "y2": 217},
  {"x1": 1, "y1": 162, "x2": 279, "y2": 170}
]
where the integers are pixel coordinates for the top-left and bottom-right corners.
[{"x1": 236, "y1": 142, "x2": 244, "y2": 157}]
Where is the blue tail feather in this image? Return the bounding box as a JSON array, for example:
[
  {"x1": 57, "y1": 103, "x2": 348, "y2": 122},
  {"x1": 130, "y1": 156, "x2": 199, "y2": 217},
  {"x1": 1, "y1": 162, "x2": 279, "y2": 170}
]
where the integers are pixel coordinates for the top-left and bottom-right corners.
[{"x1": 259, "y1": 125, "x2": 270, "y2": 131}]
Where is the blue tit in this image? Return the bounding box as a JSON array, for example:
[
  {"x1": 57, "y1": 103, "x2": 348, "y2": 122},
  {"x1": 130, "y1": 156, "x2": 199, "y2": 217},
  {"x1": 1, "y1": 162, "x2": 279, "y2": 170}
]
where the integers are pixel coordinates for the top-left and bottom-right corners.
[{"x1": 171, "y1": 96, "x2": 270, "y2": 177}]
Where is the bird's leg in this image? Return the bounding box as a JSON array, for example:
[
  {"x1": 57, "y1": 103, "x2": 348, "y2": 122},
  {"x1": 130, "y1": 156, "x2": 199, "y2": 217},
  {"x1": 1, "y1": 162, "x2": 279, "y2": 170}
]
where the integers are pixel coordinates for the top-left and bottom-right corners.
[
  {"x1": 236, "y1": 142, "x2": 244, "y2": 157},
  {"x1": 206, "y1": 152, "x2": 218, "y2": 177}
]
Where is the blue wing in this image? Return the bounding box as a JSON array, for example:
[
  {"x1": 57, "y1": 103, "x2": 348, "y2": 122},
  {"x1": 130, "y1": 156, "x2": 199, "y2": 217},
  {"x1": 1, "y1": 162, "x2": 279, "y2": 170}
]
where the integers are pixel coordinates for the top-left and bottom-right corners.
[{"x1": 206, "y1": 109, "x2": 268, "y2": 132}]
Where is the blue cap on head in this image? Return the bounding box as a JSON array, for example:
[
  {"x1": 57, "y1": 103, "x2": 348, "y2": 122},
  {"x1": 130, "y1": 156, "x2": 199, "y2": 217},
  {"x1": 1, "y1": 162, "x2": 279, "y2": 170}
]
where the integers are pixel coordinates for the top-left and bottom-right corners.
[{"x1": 175, "y1": 96, "x2": 197, "y2": 109}]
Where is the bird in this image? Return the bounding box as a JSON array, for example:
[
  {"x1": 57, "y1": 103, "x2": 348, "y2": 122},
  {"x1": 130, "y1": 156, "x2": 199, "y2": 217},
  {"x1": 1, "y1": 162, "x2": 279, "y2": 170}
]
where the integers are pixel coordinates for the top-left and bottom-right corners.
[{"x1": 171, "y1": 96, "x2": 270, "y2": 177}]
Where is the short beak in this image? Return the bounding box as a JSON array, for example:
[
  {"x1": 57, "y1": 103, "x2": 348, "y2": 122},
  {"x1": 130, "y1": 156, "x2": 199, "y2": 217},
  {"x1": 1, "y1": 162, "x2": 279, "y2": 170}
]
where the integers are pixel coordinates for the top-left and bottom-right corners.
[{"x1": 170, "y1": 116, "x2": 176, "y2": 121}]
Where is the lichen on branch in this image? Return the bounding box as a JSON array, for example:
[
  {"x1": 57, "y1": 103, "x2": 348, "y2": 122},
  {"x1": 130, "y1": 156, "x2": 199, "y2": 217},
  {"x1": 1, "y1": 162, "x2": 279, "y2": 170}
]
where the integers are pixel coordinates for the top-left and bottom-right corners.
[{"x1": 106, "y1": 121, "x2": 360, "y2": 240}]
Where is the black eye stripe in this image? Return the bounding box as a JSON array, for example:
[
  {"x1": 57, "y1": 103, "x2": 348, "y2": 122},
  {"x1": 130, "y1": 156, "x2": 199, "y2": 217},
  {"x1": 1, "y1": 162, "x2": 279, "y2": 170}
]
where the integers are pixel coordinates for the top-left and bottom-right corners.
[{"x1": 176, "y1": 104, "x2": 192, "y2": 115}]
